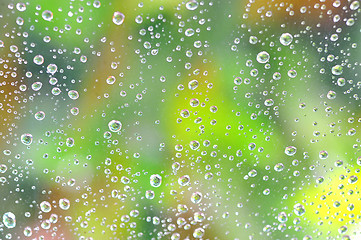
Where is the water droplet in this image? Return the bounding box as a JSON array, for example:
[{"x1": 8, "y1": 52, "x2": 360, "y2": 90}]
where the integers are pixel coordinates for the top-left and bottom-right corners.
[
  {"x1": 40, "y1": 201, "x2": 52, "y2": 213},
  {"x1": 21, "y1": 133, "x2": 33, "y2": 145},
  {"x1": 108, "y1": 120, "x2": 122, "y2": 132},
  {"x1": 285, "y1": 146, "x2": 297, "y2": 156},
  {"x1": 16, "y1": 3, "x2": 26, "y2": 12},
  {"x1": 234, "y1": 77, "x2": 242, "y2": 85},
  {"x1": 280, "y1": 33, "x2": 293, "y2": 46},
  {"x1": 186, "y1": 0, "x2": 199, "y2": 11},
  {"x1": 191, "y1": 192, "x2": 202, "y2": 204},
  {"x1": 193, "y1": 228, "x2": 205, "y2": 238},
  {"x1": 327, "y1": 90, "x2": 336, "y2": 99},
  {"x1": 256, "y1": 51, "x2": 270, "y2": 63},
  {"x1": 178, "y1": 175, "x2": 190, "y2": 186},
  {"x1": 32, "y1": 82, "x2": 43, "y2": 91},
  {"x1": 264, "y1": 99, "x2": 274, "y2": 106},
  {"x1": 59, "y1": 198, "x2": 70, "y2": 210},
  {"x1": 319, "y1": 150, "x2": 328, "y2": 159},
  {"x1": 35, "y1": 111, "x2": 45, "y2": 120},
  {"x1": 42, "y1": 10, "x2": 53, "y2": 21},
  {"x1": 113, "y1": 12, "x2": 125, "y2": 25},
  {"x1": 348, "y1": 175, "x2": 358, "y2": 184},
  {"x1": 180, "y1": 109, "x2": 190, "y2": 118},
  {"x1": 23, "y1": 226, "x2": 32, "y2": 236},
  {"x1": 274, "y1": 163, "x2": 284, "y2": 172},
  {"x1": 332, "y1": 65, "x2": 343, "y2": 75},
  {"x1": 350, "y1": 0, "x2": 360, "y2": 10},
  {"x1": 277, "y1": 212, "x2": 288, "y2": 222},
  {"x1": 293, "y1": 203, "x2": 305, "y2": 216},
  {"x1": 189, "y1": 140, "x2": 200, "y2": 150},
  {"x1": 68, "y1": 90, "x2": 79, "y2": 100},
  {"x1": 47, "y1": 63, "x2": 58, "y2": 74},
  {"x1": 248, "y1": 169, "x2": 257, "y2": 177},
  {"x1": 145, "y1": 190, "x2": 155, "y2": 199},
  {"x1": 106, "y1": 76, "x2": 116, "y2": 85},
  {"x1": 150, "y1": 174, "x2": 162, "y2": 187},
  {"x1": 66, "y1": 138, "x2": 74, "y2": 147},
  {"x1": 3, "y1": 212, "x2": 16, "y2": 229},
  {"x1": 288, "y1": 69, "x2": 297, "y2": 78},
  {"x1": 33, "y1": 55, "x2": 44, "y2": 65}
]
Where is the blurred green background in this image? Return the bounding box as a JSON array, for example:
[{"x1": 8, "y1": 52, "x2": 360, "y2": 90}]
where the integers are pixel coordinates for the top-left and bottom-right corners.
[{"x1": 0, "y1": 0, "x2": 361, "y2": 239}]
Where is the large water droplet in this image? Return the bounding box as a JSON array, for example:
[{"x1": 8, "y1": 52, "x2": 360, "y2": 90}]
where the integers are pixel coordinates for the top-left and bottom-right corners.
[
  {"x1": 42, "y1": 10, "x2": 53, "y2": 21},
  {"x1": 108, "y1": 120, "x2": 122, "y2": 132},
  {"x1": 186, "y1": 0, "x2": 199, "y2": 11},
  {"x1": 280, "y1": 33, "x2": 293, "y2": 46},
  {"x1": 256, "y1": 51, "x2": 270, "y2": 63},
  {"x1": 113, "y1": 12, "x2": 125, "y2": 25},
  {"x1": 3, "y1": 212, "x2": 16, "y2": 229},
  {"x1": 150, "y1": 174, "x2": 162, "y2": 187}
]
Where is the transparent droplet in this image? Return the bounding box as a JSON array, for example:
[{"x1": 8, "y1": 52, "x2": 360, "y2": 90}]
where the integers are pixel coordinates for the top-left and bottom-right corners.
[
  {"x1": 348, "y1": 175, "x2": 358, "y2": 184},
  {"x1": 178, "y1": 175, "x2": 190, "y2": 186},
  {"x1": 40, "y1": 201, "x2": 52, "y2": 213},
  {"x1": 33, "y1": 55, "x2": 44, "y2": 65},
  {"x1": 193, "y1": 228, "x2": 205, "y2": 238},
  {"x1": 70, "y1": 107, "x2": 79, "y2": 115},
  {"x1": 68, "y1": 90, "x2": 79, "y2": 100},
  {"x1": 264, "y1": 99, "x2": 274, "y2": 106},
  {"x1": 150, "y1": 174, "x2": 162, "y2": 187},
  {"x1": 277, "y1": 212, "x2": 288, "y2": 223},
  {"x1": 280, "y1": 33, "x2": 293, "y2": 46},
  {"x1": 66, "y1": 138, "x2": 74, "y2": 147},
  {"x1": 256, "y1": 51, "x2": 270, "y2": 63},
  {"x1": 3, "y1": 212, "x2": 16, "y2": 229},
  {"x1": 327, "y1": 90, "x2": 336, "y2": 99},
  {"x1": 32, "y1": 82, "x2": 43, "y2": 91},
  {"x1": 249, "y1": 36, "x2": 258, "y2": 44},
  {"x1": 288, "y1": 69, "x2": 297, "y2": 78},
  {"x1": 185, "y1": 28, "x2": 195, "y2": 37},
  {"x1": 16, "y1": 3, "x2": 26, "y2": 12},
  {"x1": 180, "y1": 109, "x2": 190, "y2": 118},
  {"x1": 47, "y1": 64, "x2": 58, "y2": 74},
  {"x1": 21, "y1": 133, "x2": 33, "y2": 145},
  {"x1": 59, "y1": 198, "x2": 70, "y2": 210},
  {"x1": 191, "y1": 192, "x2": 202, "y2": 204},
  {"x1": 234, "y1": 77, "x2": 242, "y2": 85},
  {"x1": 52, "y1": 87, "x2": 61, "y2": 95},
  {"x1": 190, "y1": 98, "x2": 199, "y2": 107},
  {"x1": 145, "y1": 190, "x2": 155, "y2": 199},
  {"x1": 108, "y1": 120, "x2": 122, "y2": 132},
  {"x1": 113, "y1": 12, "x2": 125, "y2": 25},
  {"x1": 35, "y1": 111, "x2": 45, "y2": 120},
  {"x1": 42, "y1": 10, "x2": 53, "y2": 21},
  {"x1": 248, "y1": 169, "x2": 257, "y2": 177},
  {"x1": 186, "y1": 0, "x2": 199, "y2": 11},
  {"x1": 0, "y1": 164, "x2": 7, "y2": 173},
  {"x1": 332, "y1": 65, "x2": 343, "y2": 75},
  {"x1": 319, "y1": 150, "x2": 328, "y2": 159},
  {"x1": 274, "y1": 163, "x2": 284, "y2": 172},
  {"x1": 189, "y1": 140, "x2": 200, "y2": 150},
  {"x1": 350, "y1": 1, "x2": 360, "y2": 10},
  {"x1": 285, "y1": 146, "x2": 297, "y2": 156},
  {"x1": 23, "y1": 226, "x2": 32, "y2": 237},
  {"x1": 106, "y1": 76, "x2": 116, "y2": 85},
  {"x1": 293, "y1": 203, "x2": 305, "y2": 216}
]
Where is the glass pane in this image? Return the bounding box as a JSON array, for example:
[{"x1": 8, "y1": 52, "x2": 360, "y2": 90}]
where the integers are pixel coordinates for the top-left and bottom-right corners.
[{"x1": 0, "y1": 0, "x2": 360, "y2": 239}]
